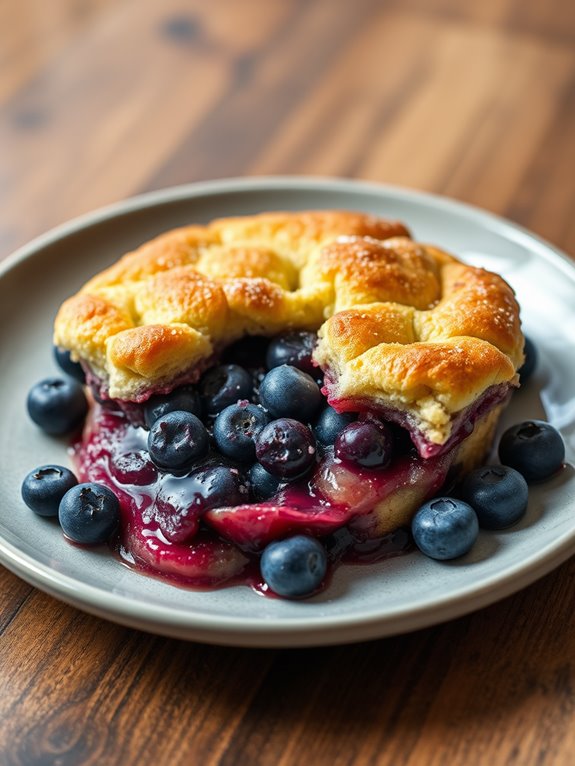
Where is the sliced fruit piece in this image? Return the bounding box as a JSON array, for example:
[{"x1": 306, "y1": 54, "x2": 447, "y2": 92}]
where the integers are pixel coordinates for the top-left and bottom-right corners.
[
  {"x1": 128, "y1": 526, "x2": 250, "y2": 584},
  {"x1": 204, "y1": 502, "x2": 349, "y2": 551}
]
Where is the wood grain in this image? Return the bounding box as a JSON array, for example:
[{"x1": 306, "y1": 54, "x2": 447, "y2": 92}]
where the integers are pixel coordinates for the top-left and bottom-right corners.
[{"x1": 0, "y1": 1, "x2": 574, "y2": 764}]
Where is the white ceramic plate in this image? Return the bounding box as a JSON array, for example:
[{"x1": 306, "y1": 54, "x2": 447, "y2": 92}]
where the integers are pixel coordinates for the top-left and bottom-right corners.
[{"x1": 1, "y1": 177, "x2": 574, "y2": 647}]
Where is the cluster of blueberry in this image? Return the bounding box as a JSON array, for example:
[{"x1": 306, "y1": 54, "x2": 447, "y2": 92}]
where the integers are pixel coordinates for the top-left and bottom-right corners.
[
  {"x1": 411, "y1": 420, "x2": 565, "y2": 560},
  {"x1": 410, "y1": 338, "x2": 565, "y2": 561},
  {"x1": 23, "y1": 333, "x2": 365, "y2": 596},
  {"x1": 24, "y1": 350, "x2": 122, "y2": 545},
  {"x1": 137, "y1": 333, "x2": 370, "y2": 499},
  {"x1": 21, "y1": 331, "x2": 566, "y2": 599}
]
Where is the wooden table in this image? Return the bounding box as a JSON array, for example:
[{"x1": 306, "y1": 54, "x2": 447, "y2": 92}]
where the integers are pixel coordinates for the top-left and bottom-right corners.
[{"x1": 1, "y1": 1, "x2": 574, "y2": 763}]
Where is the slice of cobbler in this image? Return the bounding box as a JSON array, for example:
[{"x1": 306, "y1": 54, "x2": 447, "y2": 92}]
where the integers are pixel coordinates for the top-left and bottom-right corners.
[{"x1": 54, "y1": 211, "x2": 524, "y2": 590}]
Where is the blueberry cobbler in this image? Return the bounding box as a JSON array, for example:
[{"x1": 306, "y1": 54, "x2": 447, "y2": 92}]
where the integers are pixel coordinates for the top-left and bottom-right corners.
[{"x1": 22, "y1": 211, "x2": 565, "y2": 598}]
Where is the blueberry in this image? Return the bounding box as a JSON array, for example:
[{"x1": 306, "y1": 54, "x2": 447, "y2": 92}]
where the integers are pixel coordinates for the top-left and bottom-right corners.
[
  {"x1": 255, "y1": 418, "x2": 317, "y2": 479},
  {"x1": 200, "y1": 364, "x2": 253, "y2": 415},
  {"x1": 58, "y1": 483, "x2": 120, "y2": 544},
  {"x1": 249, "y1": 462, "x2": 281, "y2": 500},
  {"x1": 498, "y1": 420, "x2": 565, "y2": 482},
  {"x1": 314, "y1": 406, "x2": 356, "y2": 446},
  {"x1": 266, "y1": 332, "x2": 317, "y2": 376},
  {"x1": 260, "y1": 535, "x2": 327, "y2": 598},
  {"x1": 412, "y1": 498, "x2": 479, "y2": 560},
  {"x1": 27, "y1": 377, "x2": 88, "y2": 435},
  {"x1": 144, "y1": 386, "x2": 202, "y2": 429},
  {"x1": 334, "y1": 421, "x2": 394, "y2": 468},
  {"x1": 460, "y1": 465, "x2": 528, "y2": 529},
  {"x1": 519, "y1": 336, "x2": 537, "y2": 384},
  {"x1": 196, "y1": 463, "x2": 249, "y2": 510},
  {"x1": 109, "y1": 451, "x2": 158, "y2": 486},
  {"x1": 155, "y1": 464, "x2": 249, "y2": 541},
  {"x1": 213, "y1": 402, "x2": 269, "y2": 462},
  {"x1": 259, "y1": 365, "x2": 322, "y2": 422},
  {"x1": 147, "y1": 411, "x2": 209, "y2": 472},
  {"x1": 53, "y1": 345, "x2": 86, "y2": 384},
  {"x1": 21, "y1": 465, "x2": 78, "y2": 517}
]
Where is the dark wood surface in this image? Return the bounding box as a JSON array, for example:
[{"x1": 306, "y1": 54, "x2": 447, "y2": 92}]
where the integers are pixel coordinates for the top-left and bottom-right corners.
[{"x1": 1, "y1": 1, "x2": 574, "y2": 764}]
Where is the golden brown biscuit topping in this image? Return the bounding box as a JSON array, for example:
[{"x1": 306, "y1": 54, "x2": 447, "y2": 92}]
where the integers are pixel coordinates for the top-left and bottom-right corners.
[{"x1": 54, "y1": 211, "x2": 523, "y2": 448}]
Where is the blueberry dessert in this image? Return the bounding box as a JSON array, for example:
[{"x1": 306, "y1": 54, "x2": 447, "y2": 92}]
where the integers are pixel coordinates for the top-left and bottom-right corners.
[{"x1": 23, "y1": 210, "x2": 563, "y2": 598}]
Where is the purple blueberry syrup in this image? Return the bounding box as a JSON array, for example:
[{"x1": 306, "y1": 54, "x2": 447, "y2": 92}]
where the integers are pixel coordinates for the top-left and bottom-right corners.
[
  {"x1": 62, "y1": 329, "x2": 477, "y2": 596},
  {"x1": 72, "y1": 404, "x2": 451, "y2": 593}
]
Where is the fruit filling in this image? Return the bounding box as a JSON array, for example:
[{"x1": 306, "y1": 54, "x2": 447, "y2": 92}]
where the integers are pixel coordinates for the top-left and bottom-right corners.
[
  {"x1": 73, "y1": 404, "x2": 449, "y2": 591},
  {"x1": 24, "y1": 330, "x2": 563, "y2": 599},
  {"x1": 66, "y1": 330, "x2": 469, "y2": 594}
]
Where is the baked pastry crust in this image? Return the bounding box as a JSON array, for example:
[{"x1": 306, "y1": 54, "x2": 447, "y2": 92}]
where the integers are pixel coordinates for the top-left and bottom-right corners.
[{"x1": 54, "y1": 210, "x2": 524, "y2": 450}]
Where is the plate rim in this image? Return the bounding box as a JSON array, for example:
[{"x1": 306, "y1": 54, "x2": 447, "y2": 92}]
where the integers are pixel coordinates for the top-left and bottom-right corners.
[
  {"x1": 1, "y1": 176, "x2": 574, "y2": 647},
  {"x1": 1, "y1": 521, "x2": 574, "y2": 647},
  {"x1": 2, "y1": 175, "x2": 574, "y2": 279}
]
